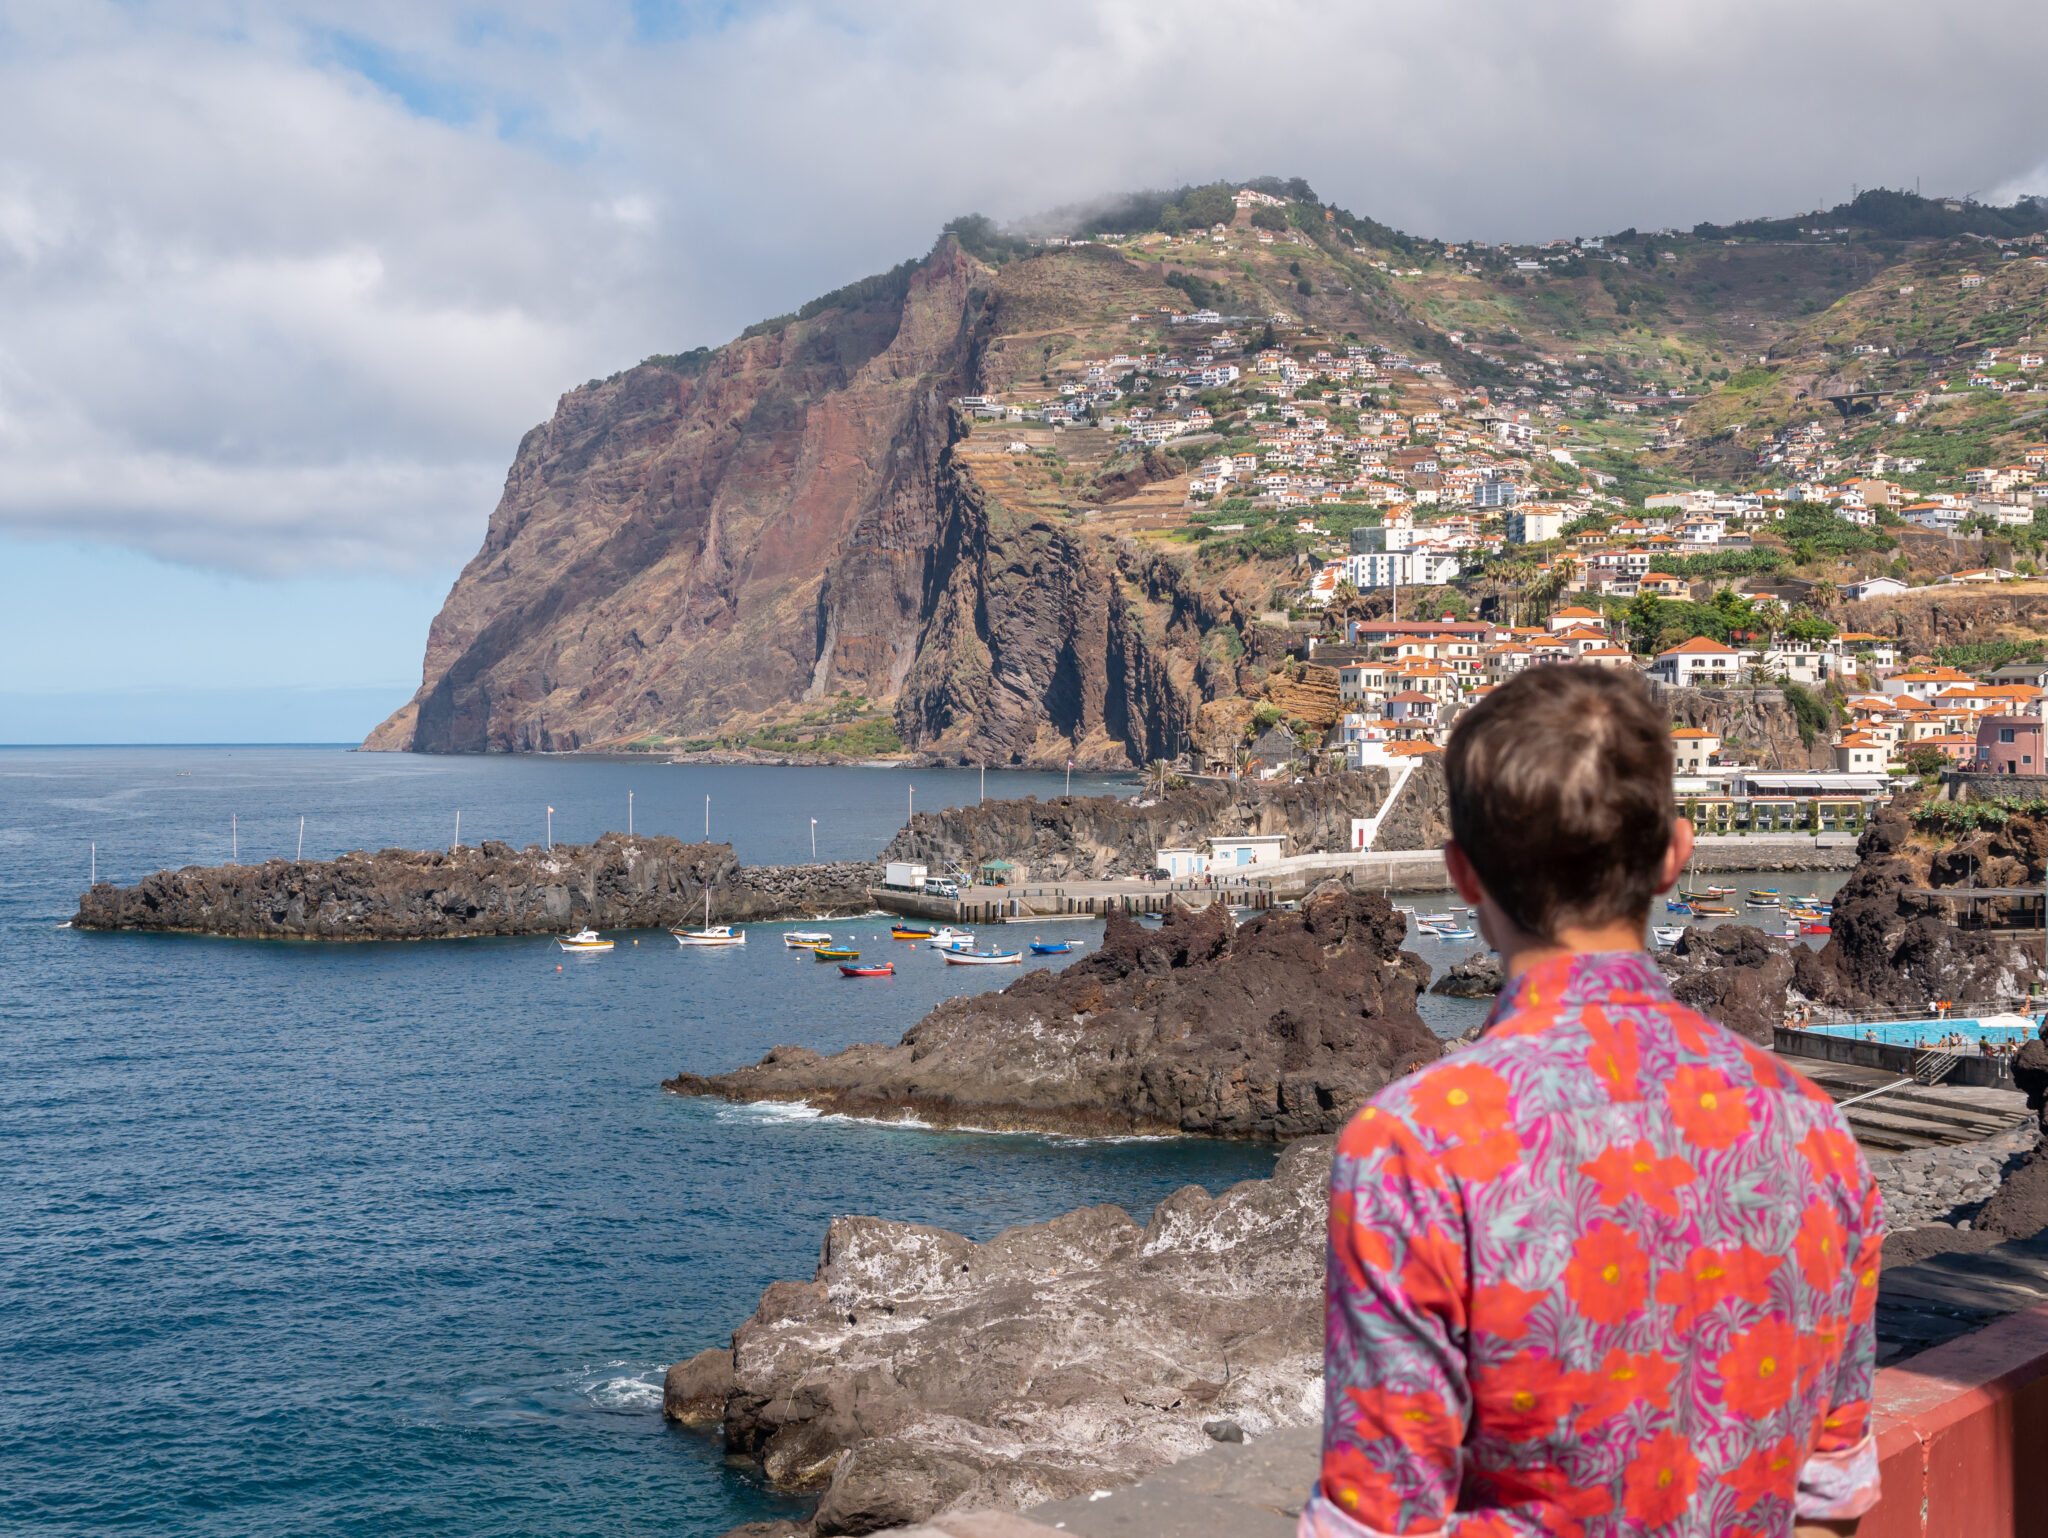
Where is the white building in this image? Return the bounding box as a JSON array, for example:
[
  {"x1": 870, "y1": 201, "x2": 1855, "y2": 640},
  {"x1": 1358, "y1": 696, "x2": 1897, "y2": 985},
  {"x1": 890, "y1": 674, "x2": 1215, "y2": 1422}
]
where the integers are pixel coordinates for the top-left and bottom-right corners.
[
  {"x1": 1650, "y1": 637, "x2": 1742, "y2": 687},
  {"x1": 1507, "y1": 507, "x2": 1565, "y2": 544},
  {"x1": 1206, "y1": 835, "x2": 1287, "y2": 870},
  {"x1": 1154, "y1": 847, "x2": 1208, "y2": 879},
  {"x1": 1345, "y1": 549, "x2": 1463, "y2": 589}
]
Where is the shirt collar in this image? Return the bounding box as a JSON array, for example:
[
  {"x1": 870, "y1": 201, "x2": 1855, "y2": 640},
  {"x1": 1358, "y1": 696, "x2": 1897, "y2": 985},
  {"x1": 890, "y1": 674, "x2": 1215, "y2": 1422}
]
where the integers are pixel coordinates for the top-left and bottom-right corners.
[{"x1": 1482, "y1": 949, "x2": 1675, "y2": 1033}]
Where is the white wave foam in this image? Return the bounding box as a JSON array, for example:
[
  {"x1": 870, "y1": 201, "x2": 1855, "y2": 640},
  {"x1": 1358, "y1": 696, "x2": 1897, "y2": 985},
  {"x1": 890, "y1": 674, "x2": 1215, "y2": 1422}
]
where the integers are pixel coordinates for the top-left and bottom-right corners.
[{"x1": 584, "y1": 1370, "x2": 664, "y2": 1411}]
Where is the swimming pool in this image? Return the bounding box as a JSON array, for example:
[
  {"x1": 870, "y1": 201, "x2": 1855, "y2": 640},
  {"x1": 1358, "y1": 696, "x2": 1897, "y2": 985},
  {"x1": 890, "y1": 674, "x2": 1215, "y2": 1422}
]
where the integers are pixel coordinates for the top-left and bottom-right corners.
[{"x1": 1801, "y1": 1014, "x2": 2041, "y2": 1048}]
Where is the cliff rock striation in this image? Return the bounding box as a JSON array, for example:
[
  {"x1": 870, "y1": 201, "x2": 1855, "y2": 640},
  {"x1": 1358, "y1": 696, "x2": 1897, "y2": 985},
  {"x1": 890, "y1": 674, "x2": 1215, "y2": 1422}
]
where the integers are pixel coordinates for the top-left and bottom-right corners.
[
  {"x1": 70, "y1": 837, "x2": 873, "y2": 939},
  {"x1": 669, "y1": 1139, "x2": 1334, "y2": 1537},
  {"x1": 664, "y1": 888, "x2": 1440, "y2": 1138}
]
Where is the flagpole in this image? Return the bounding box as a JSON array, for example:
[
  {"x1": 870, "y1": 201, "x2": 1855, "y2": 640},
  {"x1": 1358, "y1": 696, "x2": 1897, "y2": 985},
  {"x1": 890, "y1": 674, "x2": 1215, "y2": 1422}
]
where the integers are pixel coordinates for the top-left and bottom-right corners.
[
  {"x1": 546, "y1": 806, "x2": 553, "y2": 849},
  {"x1": 628, "y1": 790, "x2": 634, "y2": 835},
  {"x1": 810, "y1": 817, "x2": 817, "y2": 859}
]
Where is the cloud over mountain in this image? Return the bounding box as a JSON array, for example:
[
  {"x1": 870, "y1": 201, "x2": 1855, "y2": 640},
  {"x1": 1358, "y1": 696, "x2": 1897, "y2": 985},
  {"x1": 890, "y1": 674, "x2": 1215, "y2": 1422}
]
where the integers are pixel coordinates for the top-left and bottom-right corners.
[{"x1": 1, "y1": 0, "x2": 2042, "y2": 576}]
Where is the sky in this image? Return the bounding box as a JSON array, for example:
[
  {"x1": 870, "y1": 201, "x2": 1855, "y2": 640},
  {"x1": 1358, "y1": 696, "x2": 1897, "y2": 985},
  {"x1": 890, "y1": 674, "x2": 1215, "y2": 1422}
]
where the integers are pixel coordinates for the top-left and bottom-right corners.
[{"x1": 2, "y1": 0, "x2": 2046, "y2": 742}]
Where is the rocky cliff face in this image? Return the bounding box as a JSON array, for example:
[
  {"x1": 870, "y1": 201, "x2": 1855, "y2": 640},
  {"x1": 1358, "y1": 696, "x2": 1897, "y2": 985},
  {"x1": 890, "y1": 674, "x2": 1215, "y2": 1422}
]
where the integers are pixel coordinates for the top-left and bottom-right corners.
[
  {"x1": 1829, "y1": 589, "x2": 2048, "y2": 662},
  {"x1": 665, "y1": 889, "x2": 1441, "y2": 1138},
  {"x1": 365, "y1": 238, "x2": 1300, "y2": 768},
  {"x1": 1659, "y1": 685, "x2": 1834, "y2": 772},
  {"x1": 668, "y1": 1139, "x2": 1334, "y2": 1537},
  {"x1": 70, "y1": 837, "x2": 874, "y2": 938},
  {"x1": 877, "y1": 774, "x2": 1394, "y2": 881}
]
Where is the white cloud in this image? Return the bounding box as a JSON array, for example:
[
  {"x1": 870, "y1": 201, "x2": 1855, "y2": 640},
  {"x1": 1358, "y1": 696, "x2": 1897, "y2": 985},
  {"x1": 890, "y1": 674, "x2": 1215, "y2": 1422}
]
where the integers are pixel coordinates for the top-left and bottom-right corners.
[{"x1": 0, "y1": 0, "x2": 2043, "y2": 577}]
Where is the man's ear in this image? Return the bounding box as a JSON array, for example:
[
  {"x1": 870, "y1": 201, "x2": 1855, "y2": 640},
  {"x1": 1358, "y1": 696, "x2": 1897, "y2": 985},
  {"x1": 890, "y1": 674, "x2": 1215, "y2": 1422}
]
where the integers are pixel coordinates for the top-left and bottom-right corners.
[
  {"x1": 1443, "y1": 840, "x2": 1488, "y2": 906},
  {"x1": 1658, "y1": 818, "x2": 1696, "y2": 894}
]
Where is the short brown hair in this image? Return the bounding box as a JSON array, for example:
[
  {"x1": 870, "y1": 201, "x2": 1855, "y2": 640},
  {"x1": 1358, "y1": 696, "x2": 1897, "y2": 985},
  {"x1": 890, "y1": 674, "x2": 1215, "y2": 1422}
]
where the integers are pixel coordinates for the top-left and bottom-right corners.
[{"x1": 1443, "y1": 666, "x2": 1674, "y2": 941}]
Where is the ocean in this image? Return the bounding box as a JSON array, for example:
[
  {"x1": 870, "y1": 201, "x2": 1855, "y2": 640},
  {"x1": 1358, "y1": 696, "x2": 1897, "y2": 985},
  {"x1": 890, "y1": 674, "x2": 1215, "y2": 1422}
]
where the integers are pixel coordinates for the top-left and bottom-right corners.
[
  {"x1": 0, "y1": 748, "x2": 1841, "y2": 1535},
  {"x1": 0, "y1": 748, "x2": 1306, "y2": 1537}
]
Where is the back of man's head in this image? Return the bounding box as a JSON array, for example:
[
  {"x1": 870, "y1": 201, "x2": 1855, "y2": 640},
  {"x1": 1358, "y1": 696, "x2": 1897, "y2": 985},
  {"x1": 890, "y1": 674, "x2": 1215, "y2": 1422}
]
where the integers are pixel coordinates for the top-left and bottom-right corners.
[{"x1": 1444, "y1": 666, "x2": 1674, "y2": 943}]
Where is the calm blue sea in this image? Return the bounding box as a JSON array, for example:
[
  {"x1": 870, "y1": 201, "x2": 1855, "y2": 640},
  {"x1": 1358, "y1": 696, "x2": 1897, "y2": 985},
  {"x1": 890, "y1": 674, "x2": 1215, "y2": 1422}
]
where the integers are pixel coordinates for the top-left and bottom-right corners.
[{"x1": 0, "y1": 748, "x2": 1318, "y2": 1538}]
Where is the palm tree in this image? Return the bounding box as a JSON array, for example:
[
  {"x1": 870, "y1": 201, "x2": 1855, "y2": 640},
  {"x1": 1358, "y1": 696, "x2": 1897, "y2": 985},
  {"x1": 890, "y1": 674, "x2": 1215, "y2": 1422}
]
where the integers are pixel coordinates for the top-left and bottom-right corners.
[
  {"x1": 1144, "y1": 758, "x2": 1173, "y2": 798},
  {"x1": 1232, "y1": 744, "x2": 1255, "y2": 780}
]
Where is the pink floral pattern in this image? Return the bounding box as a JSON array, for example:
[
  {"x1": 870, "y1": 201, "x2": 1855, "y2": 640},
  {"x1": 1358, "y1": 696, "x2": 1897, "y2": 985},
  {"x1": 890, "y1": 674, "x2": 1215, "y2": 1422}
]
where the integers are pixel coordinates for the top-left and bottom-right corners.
[{"x1": 1302, "y1": 951, "x2": 1883, "y2": 1537}]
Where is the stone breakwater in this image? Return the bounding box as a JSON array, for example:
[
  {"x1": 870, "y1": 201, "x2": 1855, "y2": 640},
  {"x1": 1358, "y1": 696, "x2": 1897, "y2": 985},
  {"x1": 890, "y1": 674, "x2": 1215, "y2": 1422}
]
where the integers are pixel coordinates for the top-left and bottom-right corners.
[
  {"x1": 670, "y1": 1138, "x2": 1335, "y2": 1538},
  {"x1": 69, "y1": 835, "x2": 877, "y2": 939},
  {"x1": 1872, "y1": 1124, "x2": 2039, "y2": 1238},
  {"x1": 666, "y1": 888, "x2": 1443, "y2": 1139}
]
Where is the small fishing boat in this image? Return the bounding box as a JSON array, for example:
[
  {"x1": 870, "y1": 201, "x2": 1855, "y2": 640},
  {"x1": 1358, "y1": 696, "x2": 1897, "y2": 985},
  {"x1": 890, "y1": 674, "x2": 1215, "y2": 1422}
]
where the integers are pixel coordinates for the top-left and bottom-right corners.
[
  {"x1": 1800, "y1": 921, "x2": 1833, "y2": 935},
  {"x1": 1666, "y1": 898, "x2": 1694, "y2": 913},
  {"x1": 557, "y1": 928, "x2": 613, "y2": 952},
  {"x1": 1749, "y1": 888, "x2": 1781, "y2": 901},
  {"x1": 943, "y1": 948, "x2": 1023, "y2": 965},
  {"x1": 1746, "y1": 897, "x2": 1781, "y2": 908},
  {"x1": 673, "y1": 889, "x2": 746, "y2": 946},
  {"x1": 1415, "y1": 912, "x2": 1459, "y2": 927},
  {"x1": 838, "y1": 961, "x2": 895, "y2": 977},
  {"x1": 889, "y1": 925, "x2": 935, "y2": 940},
  {"x1": 925, "y1": 927, "x2": 975, "y2": 949},
  {"x1": 1652, "y1": 926, "x2": 1683, "y2": 948},
  {"x1": 783, "y1": 930, "x2": 834, "y2": 949},
  {"x1": 814, "y1": 946, "x2": 860, "y2": 961},
  {"x1": 1689, "y1": 904, "x2": 1736, "y2": 916},
  {"x1": 1029, "y1": 939, "x2": 1081, "y2": 955},
  {"x1": 1703, "y1": 886, "x2": 1735, "y2": 897},
  {"x1": 1427, "y1": 927, "x2": 1478, "y2": 941}
]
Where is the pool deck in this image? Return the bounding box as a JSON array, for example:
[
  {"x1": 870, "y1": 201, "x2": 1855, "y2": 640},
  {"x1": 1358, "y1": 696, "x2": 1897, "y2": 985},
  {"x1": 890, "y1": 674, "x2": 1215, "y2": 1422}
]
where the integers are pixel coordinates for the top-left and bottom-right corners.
[{"x1": 1776, "y1": 1052, "x2": 2031, "y2": 1150}]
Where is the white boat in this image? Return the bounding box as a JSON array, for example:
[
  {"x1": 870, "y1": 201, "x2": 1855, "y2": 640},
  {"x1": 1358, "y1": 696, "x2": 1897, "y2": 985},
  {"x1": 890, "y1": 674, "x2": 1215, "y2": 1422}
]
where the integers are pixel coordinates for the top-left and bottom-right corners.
[
  {"x1": 558, "y1": 928, "x2": 613, "y2": 952},
  {"x1": 1426, "y1": 927, "x2": 1478, "y2": 941},
  {"x1": 673, "y1": 889, "x2": 746, "y2": 947},
  {"x1": 942, "y1": 948, "x2": 1023, "y2": 965},
  {"x1": 783, "y1": 930, "x2": 834, "y2": 949},
  {"x1": 925, "y1": 927, "x2": 976, "y2": 949},
  {"x1": 1652, "y1": 926, "x2": 1683, "y2": 948}
]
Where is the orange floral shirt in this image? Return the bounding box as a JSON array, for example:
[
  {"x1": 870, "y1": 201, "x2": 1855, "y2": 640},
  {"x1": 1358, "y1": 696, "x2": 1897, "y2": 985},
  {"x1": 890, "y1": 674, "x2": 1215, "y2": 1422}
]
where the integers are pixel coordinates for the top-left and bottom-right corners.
[{"x1": 1301, "y1": 951, "x2": 1883, "y2": 1537}]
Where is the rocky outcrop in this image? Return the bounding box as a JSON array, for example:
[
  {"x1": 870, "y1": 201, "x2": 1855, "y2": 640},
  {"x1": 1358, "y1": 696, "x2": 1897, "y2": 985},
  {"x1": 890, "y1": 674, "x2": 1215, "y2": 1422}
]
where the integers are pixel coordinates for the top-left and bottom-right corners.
[
  {"x1": 1657, "y1": 685, "x2": 1834, "y2": 772},
  {"x1": 1429, "y1": 949, "x2": 1504, "y2": 998},
  {"x1": 665, "y1": 888, "x2": 1440, "y2": 1138},
  {"x1": 1656, "y1": 794, "x2": 2048, "y2": 1036},
  {"x1": 877, "y1": 775, "x2": 1393, "y2": 882},
  {"x1": 1370, "y1": 753, "x2": 1450, "y2": 852},
  {"x1": 69, "y1": 836, "x2": 875, "y2": 938},
  {"x1": 1830, "y1": 589, "x2": 2048, "y2": 662},
  {"x1": 673, "y1": 1138, "x2": 1334, "y2": 1537}
]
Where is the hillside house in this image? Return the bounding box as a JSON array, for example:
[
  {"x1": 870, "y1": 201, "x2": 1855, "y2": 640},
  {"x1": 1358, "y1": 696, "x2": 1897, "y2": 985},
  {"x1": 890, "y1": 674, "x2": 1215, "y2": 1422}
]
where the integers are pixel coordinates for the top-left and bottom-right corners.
[
  {"x1": 1977, "y1": 716, "x2": 2044, "y2": 774},
  {"x1": 1672, "y1": 726, "x2": 1721, "y2": 772},
  {"x1": 1651, "y1": 637, "x2": 1741, "y2": 687}
]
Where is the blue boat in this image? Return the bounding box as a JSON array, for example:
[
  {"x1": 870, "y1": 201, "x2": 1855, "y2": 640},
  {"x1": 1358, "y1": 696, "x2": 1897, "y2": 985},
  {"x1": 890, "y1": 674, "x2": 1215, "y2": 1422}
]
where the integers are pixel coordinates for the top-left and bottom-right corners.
[{"x1": 1029, "y1": 939, "x2": 1081, "y2": 955}]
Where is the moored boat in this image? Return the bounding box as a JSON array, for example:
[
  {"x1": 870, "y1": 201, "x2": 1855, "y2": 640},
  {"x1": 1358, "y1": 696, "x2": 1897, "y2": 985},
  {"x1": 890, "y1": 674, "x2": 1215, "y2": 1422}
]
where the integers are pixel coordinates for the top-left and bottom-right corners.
[
  {"x1": 889, "y1": 925, "x2": 935, "y2": 940},
  {"x1": 1689, "y1": 903, "x2": 1736, "y2": 916},
  {"x1": 673, "y1": 889, "x2": 745, "y2": 946},
  {"x1": 924, "y1": 927, "x2": 975, "y2": 949},
  {"x1": 814, "y1": 946, "x2": 859, "y2": 961},
  {"x1": 838, "y1": 961, "x2": 894, "y2": 977},
  {"x1": 1652, "y1": 926, "x2": 1683, "y2": 948},
  {"x1": 1749, "y1": 888, "x2": 1781, "y2": 901},
  {"x1": 783, "y1": 930, "x2": 834, "y2": 949},
  {"x1": 1029, "y1": 939, "x2": 1081, "y2": 955},
  {"x1": 942, "y1": 948, "x2": 1023, "y2": 965},
  {"x1": 557, "y1": 928, "x2": 613, "y2": 952},
  {"x1": 1800, "y1": 921, "x2": 1832, "y2": 935}
]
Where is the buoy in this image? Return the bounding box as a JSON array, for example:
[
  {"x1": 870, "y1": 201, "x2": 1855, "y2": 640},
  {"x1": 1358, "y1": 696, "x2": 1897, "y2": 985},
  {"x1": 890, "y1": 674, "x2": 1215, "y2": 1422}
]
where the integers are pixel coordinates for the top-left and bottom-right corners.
[{"x1": 557, "y1": 965, "x2": 563, "y2": 972}]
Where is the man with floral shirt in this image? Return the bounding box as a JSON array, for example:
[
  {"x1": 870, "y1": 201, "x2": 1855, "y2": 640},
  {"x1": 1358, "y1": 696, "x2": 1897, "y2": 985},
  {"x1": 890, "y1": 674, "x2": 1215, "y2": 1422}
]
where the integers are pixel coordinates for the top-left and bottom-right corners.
[{"x1": 1302, "y1": 666, "x2": 1883, "y2": 1538}]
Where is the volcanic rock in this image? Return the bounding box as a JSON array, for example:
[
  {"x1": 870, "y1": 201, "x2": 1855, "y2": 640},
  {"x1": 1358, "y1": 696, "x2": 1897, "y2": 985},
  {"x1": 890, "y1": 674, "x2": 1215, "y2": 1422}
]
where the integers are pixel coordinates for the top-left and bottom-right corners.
[
  {"x1": 1429, "y1": 949, "x2": 1504, "y2": 999},
  {"x1": 70, "y1": 836, "x2": 874, "y2": 939},
  {"x1": 1655, "y1": 793, "x2": 2048, "y2": 1038},
  {"x1": 691, "y1": 1137, "x2": 1335, "y2": 1537},
  {"x1": 665, "y1": 888, "x2": 1440, "y2": 1138}
]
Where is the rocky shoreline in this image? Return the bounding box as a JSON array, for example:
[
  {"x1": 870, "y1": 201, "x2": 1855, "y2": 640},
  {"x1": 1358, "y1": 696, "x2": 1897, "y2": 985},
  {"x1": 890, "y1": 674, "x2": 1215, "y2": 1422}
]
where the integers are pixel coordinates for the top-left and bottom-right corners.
[
  {"x1": 665, "y1": 888, "x2": 1443, "y2": 1139},
  {"x1": 672, "y1": 1139, "x2": 1335, "y2": 1538},
  {"x1": 69, "y1": 835, "x2": 876, "y2": 939}
]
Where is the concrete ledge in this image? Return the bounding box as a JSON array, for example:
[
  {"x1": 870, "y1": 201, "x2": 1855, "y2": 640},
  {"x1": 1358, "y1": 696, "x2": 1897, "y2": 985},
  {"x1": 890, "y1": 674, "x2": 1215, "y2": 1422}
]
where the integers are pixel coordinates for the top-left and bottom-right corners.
[
  {"x1": 878, "y1": 1309, "x2": 2048, "y2": 1538},
  {"x1": 1864, "y1": 1301, "x2": 2048, "y2": 1538}
]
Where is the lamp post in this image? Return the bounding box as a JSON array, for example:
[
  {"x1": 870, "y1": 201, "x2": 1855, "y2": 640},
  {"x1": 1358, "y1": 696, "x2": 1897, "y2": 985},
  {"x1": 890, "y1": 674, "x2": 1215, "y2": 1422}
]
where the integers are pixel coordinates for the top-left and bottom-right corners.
[
  {"x1": 811, "y1": 817, "x2": 817, "y2": 859},
  {"x1": 628, "y1": 791, "x2": 634, "y2": 835},
  {"x1": 546, "y1": 806, "x2": 554, "y2": 849}
]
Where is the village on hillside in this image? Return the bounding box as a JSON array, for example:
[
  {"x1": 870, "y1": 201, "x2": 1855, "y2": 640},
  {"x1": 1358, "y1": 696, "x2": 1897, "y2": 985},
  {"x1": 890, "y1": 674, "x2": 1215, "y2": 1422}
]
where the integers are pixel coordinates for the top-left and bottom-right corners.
[{"x1": 948, "y1": 190, "x2": 2048, "y2": 838}]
